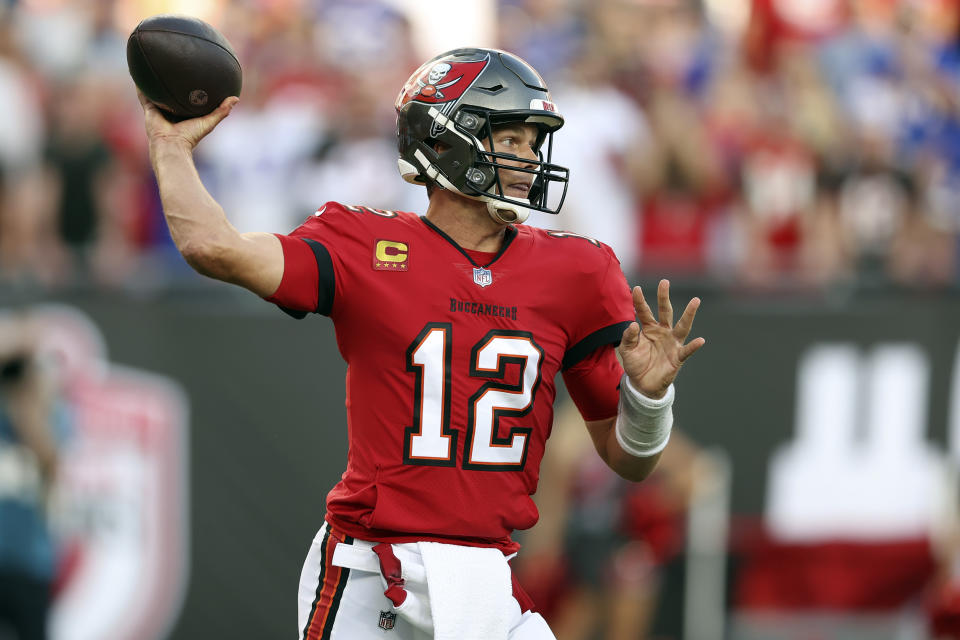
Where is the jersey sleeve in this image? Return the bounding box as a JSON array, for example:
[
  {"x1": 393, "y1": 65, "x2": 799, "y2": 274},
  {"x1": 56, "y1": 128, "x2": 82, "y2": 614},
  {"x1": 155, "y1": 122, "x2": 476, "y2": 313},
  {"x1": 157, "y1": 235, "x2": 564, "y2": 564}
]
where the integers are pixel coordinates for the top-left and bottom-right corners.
[
  {"x1": 561, "y1": 242, "x2": 635, "y2": 370},
  {"x1": 562, "y1": 343, "x2": 624, "y2": 421},
  {"x1": 263, "y1": 202, "x2": 355, "y2": 317}
]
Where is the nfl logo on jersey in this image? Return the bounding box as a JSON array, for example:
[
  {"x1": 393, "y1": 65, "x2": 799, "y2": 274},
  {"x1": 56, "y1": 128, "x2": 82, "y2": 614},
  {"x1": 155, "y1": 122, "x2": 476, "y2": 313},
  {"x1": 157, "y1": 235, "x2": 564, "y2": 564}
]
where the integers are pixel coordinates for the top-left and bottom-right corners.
[
  {"x1": 473, "y1": 267, "x2": 492, "y2": 287},
  {"x1": 379, "y1": 610, "x2": 397, "y2": 630}
]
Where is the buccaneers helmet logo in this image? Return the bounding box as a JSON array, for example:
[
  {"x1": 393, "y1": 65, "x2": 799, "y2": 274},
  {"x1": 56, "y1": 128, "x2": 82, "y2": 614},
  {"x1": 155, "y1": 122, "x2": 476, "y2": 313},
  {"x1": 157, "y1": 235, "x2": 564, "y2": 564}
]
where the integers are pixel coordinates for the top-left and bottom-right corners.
[
  {"x1": 414, "y1": 63, "x2": 458, "y2": 99},
  {"x1": 396, "y1": 58, "x2": 489, "y2": 108}
]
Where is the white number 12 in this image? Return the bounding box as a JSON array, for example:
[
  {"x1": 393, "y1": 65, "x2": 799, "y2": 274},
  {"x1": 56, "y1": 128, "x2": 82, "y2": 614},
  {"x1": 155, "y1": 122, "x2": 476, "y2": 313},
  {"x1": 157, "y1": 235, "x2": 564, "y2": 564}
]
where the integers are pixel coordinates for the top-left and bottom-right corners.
[{"x1": 404, "y1": 323, "x2": 543, "y2": 471}]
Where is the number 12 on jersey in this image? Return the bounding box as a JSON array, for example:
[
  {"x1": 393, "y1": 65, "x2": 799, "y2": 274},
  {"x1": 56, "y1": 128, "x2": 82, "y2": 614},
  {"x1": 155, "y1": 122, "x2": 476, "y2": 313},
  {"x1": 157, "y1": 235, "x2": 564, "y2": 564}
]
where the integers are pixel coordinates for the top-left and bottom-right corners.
[{"x1": 404, "y1": 323, "x2": 544, "y2": 471}]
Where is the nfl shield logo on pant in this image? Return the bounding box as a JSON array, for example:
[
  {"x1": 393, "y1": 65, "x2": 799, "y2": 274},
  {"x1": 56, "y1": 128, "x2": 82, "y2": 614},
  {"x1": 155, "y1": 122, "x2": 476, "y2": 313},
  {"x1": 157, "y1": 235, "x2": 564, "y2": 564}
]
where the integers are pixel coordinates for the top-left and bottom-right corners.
[{"x1": 379, "y1": 610, "x2": 397, "y2": 630}]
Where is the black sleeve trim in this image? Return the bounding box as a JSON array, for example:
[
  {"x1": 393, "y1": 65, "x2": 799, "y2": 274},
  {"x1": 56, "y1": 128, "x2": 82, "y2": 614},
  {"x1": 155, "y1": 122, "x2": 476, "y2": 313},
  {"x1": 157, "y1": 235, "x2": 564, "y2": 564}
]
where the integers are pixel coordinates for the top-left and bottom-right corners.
[
  {"x1": 277, "y1": 306, "x2": 308, "y2": 320},
  {"x1": 304, "y1": 238, "x2": 336, "y2": 316},
  {"x1": 562, "y1": 321, "x2": 631, "y2": 371}
]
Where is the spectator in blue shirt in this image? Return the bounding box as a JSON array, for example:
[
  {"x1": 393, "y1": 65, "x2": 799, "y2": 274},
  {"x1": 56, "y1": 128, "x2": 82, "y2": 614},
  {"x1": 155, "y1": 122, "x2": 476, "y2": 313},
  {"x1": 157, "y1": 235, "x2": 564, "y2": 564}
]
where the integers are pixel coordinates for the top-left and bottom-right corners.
[{"x1": 0, "y1": 311, "x2": 65, "y2": 640}]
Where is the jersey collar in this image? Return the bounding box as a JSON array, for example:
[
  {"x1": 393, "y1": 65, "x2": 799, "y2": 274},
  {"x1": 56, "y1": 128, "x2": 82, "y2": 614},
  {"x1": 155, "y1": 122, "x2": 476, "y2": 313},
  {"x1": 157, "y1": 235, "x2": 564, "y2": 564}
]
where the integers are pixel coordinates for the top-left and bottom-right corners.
[{"x1": 420, "y1": 216, "x2": 518, "y2": 269}]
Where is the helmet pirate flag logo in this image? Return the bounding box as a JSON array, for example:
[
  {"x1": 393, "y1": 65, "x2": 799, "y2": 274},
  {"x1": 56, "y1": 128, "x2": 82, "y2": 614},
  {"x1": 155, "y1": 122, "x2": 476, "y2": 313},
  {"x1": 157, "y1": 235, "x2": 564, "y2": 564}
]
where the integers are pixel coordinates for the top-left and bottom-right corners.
[
  {"x1": 415, "y1": 62, "x2": 458, "y2": 100},
  {"x1": 396, "y1": 57, "x2": 489, "y2": 108}
]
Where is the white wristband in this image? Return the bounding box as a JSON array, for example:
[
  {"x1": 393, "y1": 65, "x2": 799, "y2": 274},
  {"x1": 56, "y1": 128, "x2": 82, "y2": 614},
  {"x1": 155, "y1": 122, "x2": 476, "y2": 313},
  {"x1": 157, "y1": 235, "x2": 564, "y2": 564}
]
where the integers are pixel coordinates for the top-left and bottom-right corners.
[{"x1": 614, "y1": 375, "x2": 674, "y2": 458}]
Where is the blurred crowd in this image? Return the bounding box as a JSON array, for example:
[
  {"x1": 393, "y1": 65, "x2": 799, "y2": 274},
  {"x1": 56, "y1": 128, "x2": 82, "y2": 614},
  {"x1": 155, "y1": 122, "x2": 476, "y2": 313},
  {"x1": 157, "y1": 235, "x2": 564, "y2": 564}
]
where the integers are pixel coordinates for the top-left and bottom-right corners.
[{"x1": 0, "y1": 0, "x2": 958, "y2": 294}]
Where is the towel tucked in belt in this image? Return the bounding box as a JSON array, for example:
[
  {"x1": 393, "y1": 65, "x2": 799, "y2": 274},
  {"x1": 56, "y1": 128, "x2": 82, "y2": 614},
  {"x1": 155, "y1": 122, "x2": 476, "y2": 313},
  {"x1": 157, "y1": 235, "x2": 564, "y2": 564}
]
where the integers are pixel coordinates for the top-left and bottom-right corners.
[
  {"x1": 417, "y1": 541, "x2": 512, "y2": 640},
  {"x1": 332, "y1": 539, "x2": 513, "y2": 639}
]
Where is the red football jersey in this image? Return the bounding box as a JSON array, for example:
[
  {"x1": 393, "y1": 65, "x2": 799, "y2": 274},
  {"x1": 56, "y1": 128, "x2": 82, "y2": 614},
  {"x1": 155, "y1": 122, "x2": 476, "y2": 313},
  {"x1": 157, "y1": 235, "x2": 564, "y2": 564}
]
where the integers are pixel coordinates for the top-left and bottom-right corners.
[{"x1": 267, "y1": 202, "x2": 634, "y2": 553}]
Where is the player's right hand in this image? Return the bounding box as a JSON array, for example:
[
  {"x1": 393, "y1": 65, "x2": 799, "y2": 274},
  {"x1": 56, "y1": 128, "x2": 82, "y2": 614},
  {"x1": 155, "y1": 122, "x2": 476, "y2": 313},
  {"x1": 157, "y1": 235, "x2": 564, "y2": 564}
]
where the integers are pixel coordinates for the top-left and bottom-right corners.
[{"x1": 138, "y1": 90, "x2": 238, "y2": 152}]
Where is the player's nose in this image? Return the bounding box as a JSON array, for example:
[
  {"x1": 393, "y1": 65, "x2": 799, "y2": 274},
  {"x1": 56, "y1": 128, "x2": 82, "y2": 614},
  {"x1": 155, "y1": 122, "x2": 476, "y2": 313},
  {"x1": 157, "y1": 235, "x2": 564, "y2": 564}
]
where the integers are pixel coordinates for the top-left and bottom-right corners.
[{"x1": 517, "y1": 144, "x2": 537, "y2": 167}]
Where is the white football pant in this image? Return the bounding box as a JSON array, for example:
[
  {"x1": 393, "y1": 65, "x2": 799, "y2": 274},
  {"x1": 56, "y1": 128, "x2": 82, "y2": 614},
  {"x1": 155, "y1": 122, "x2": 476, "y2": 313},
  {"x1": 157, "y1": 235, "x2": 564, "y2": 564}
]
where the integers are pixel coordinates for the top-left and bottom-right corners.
[{"x1": 297, "y1": 523, "x2": 556, "y2": 640}]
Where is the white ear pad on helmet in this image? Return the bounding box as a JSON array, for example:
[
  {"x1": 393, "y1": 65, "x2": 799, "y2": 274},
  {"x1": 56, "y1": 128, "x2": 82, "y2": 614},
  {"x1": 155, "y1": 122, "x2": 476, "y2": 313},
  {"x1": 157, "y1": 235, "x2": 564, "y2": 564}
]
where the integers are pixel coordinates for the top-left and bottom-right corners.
[{"x1": 486, "y1": 199, "x2": 529, "y2": 224}]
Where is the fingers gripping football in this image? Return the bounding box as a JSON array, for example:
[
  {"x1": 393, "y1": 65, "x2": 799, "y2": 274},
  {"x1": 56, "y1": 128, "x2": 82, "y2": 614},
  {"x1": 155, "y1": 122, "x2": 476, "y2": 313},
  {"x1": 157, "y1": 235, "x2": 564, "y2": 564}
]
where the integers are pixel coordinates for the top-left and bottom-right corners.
[
  {"x1": 616, "y1": 279, "x2": 705, "y2": 399},
  {"x1": 139, "y1": 90, "x2": 238, "y2": 152}
]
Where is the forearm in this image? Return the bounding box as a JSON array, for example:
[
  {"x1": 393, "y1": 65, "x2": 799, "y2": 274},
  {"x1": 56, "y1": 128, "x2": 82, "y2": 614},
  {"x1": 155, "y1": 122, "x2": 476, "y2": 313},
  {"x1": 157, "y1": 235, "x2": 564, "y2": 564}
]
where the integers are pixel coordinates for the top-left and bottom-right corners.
[
  {"x1": 585, "y1": 376, "x2": 674, "y2": 482},
  {"x1": 588, "y1": 417, "x2": 663, "y2": 482},
  {"x1": 606, "y1": 425, "x2": 663, "y2": 482},
  {"x1": 150, "y1": 139, "x2": 240, "y2": 277}
]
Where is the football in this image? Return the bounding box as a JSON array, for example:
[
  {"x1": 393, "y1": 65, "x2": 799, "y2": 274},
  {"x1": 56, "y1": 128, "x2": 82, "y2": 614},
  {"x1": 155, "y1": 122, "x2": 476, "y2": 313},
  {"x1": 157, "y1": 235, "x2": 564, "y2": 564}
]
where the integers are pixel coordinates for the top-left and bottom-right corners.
[{"x1": 127, "y1": 14, "x2": 242, "y2": 121}]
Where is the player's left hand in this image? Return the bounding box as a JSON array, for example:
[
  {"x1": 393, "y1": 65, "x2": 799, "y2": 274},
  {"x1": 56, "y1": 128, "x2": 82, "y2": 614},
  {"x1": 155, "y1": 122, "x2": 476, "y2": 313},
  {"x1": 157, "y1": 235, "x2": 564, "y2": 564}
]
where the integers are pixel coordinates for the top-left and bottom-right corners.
[{"x1": 617, "y1": 279, "x2": 705, "y2": 399}]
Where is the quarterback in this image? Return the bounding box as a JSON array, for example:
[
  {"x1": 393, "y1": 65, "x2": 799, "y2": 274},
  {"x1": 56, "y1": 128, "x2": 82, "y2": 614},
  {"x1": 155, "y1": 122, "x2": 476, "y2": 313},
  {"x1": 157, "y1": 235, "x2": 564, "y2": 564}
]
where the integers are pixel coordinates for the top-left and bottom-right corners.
[{"x1": 139, "y1": 47, "x2": 704, "y2": 640}]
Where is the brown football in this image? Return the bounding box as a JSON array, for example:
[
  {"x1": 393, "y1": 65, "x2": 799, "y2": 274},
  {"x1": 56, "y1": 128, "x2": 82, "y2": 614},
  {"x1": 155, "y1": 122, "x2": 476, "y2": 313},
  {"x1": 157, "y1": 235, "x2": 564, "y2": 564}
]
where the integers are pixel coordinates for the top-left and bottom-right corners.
[{"x1": 127, "y1": 14, "x2": 242, "y2": 121}]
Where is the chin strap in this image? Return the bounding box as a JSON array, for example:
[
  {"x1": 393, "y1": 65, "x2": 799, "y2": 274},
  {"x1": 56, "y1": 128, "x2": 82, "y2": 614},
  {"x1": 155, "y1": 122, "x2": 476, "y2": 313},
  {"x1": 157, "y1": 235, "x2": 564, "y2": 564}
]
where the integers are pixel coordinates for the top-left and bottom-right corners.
[
  {"x1": 486, "y1": 199, "x2": 529, "y2": 224},
  {"x1": 403, "y1": 155, "x2": 533, "y2": 224}
]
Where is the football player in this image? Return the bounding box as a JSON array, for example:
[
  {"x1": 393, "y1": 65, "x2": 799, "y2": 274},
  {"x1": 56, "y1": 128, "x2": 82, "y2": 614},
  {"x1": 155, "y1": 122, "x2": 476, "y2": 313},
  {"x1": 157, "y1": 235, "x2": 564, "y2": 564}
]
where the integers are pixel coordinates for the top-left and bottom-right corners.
[{"x1": 139, "y1": 47, "x2": 704, "y2": 640}]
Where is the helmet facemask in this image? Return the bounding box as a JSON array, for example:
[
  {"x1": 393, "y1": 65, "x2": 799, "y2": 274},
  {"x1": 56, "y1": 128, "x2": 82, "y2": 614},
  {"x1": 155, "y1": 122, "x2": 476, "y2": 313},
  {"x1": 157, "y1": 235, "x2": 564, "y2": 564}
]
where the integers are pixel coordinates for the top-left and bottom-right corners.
[{"x1": 460, "y1": 111, "x2": 569, "y2": 223}]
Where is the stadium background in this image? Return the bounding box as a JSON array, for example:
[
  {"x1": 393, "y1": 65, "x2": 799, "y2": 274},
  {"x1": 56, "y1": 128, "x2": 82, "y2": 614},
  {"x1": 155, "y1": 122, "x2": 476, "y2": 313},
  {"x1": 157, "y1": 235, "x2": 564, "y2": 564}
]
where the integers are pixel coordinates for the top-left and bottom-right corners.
[{"x1": 1, "y1": 0, "x2": 959, "y2": 638}]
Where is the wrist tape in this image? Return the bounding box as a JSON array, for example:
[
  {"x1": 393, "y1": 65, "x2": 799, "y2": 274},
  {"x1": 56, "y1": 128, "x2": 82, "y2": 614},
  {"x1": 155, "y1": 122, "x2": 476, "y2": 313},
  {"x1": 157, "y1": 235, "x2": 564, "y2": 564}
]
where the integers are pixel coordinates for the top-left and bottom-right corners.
[{"x1": 614, "y1": 375, "x2": 674, "y2": 458}]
